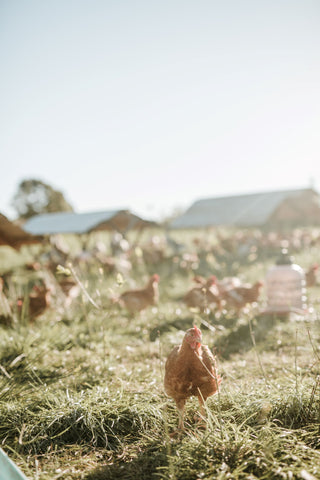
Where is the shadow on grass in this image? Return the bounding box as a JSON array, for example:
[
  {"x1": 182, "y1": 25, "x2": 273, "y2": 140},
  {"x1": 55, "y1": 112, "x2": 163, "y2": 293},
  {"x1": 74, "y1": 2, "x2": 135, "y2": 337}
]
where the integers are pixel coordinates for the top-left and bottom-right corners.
[
  {"x1": 215, "y1": 313, "x2": 282, "y2": 359},
  {"x1": 85, "y1": 443, "x2": 168, "y2": 480}
]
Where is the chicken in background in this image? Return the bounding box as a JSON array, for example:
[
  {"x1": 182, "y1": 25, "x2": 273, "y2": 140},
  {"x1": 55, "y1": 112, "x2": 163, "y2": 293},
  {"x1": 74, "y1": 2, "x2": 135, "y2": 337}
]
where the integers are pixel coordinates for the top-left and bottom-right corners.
[
  {"x1": 183, "y1": 276, "x2": 221, "y2": 312},
  {"x1": 17, "y1": 284, "x2": 52, "y2": 321},
  {"x1": 305, "y1": 264, "x2": 319, "y2": 287},
  {"x1": 164, "y1": 326, "x2": 221, "y2": 433},
  {"x1": 218, "y1": 280, "x2": 263, "y2": 313},
  {"x1": 24, "y1": 261, "x2": 42, "y2": 271},
  {"x1": 57, "y1": 276, "x2": 80, "y2": 308},
  {"x1": 0, "y1": 277, "x2": 12, "y2": 326},
  {"x1": 115, "y1": 274, "x2": 160, "y2": 315}
]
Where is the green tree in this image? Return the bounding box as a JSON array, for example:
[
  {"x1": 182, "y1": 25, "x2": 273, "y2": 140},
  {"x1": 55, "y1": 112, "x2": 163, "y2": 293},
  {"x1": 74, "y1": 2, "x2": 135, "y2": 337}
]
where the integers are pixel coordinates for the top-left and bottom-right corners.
[{"x1": 12, "y1": 179, "x2": 74, "y2": 219}]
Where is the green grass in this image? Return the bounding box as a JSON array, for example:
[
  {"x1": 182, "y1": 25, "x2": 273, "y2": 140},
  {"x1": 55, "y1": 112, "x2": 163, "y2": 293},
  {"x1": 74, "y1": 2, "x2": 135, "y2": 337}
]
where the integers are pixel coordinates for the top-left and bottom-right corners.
[{"x1": 1, "y1": 227, "x2": 320, "y2": 479}]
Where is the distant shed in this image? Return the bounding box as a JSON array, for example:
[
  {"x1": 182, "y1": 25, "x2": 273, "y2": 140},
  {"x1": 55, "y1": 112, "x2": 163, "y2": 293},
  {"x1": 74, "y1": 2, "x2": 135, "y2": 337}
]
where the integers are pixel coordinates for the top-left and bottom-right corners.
[
  {"x1": 23, "y1": 209, "x2": 157, "y2": 235},
  {"x1": 0, "y1": 213, "x2": 43, "y2": 249},
  {"x1": 170, "y1": 188, "x2": 320, "y2": 229}
]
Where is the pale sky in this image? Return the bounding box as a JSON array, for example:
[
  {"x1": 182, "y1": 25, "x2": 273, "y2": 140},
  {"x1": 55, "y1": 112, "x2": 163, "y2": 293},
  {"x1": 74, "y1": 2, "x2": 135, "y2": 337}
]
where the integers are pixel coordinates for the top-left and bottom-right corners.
[{"x1": 1, "y1": 0, "x2": 319, "y2": 221}]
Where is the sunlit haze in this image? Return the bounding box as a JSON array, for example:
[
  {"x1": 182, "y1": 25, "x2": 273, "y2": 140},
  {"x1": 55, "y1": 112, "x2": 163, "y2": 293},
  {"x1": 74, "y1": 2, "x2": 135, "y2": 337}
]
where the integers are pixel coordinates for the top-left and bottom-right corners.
[{"x1": 1, "y1": 0, "x2": 319, "y2": 221}]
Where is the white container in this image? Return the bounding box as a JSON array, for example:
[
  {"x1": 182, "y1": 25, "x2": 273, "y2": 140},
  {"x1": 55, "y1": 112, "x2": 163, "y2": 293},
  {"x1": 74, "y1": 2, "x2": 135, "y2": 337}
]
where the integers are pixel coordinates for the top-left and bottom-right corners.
[
  {"x1": 0, "y1": 448, "x2": 28, "y2": 480},
  {"x1": 265, "y1": 249, "x2": 307, "y2": 314}
]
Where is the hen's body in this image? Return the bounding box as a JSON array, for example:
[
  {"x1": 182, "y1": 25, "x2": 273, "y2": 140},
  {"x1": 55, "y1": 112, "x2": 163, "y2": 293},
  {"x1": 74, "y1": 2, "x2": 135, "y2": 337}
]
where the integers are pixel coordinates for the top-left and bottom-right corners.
[
  {"x1": 183, "y1": 276, "x2": 221, "y2": 311},
  {"x1": 184, "y1": 287, "x2": 220, "y2": 310},
  {"x1": 119, "y1": 274, "x2": 159, "y2": 314},
  {"x1": 17, "y1": 285, "x2": 51, "y2": 320},
  {"x1": 164, "y1": 326, "x2": 221, "y2": 431},
  {"x1": 220, "y1": 281, "x2": 263, "y2": 312}
]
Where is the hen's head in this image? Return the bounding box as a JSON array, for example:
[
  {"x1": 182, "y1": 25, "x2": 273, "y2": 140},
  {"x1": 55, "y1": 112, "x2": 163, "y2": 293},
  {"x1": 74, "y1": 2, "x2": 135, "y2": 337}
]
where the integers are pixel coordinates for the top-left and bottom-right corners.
[
  {"x1": 184, "y1": 326, "x2": 202, "y2": 350},
  {"x1": 151, "y1": 274, "x2": 160, "y2": 283},
  {"x1": 207, "y1": 275, "x2": 217, "y2": 286}
]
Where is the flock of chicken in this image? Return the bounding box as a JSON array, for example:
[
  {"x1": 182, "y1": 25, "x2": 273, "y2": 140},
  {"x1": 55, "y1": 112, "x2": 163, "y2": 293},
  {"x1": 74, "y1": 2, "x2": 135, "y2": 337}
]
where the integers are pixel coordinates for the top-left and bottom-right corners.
[
  {"x1": 0, "y1": 267, "x2": 224, "y2": 433},
  {"x1": 0, "y1": 264, "x2": 80, "y2": 324},
  {"x1": 109, "y1": 273, "x2": 263, "y2": 316},
  {"x1": 1, "y1": 263, "x2": 318, "y2": 325},
  {"x1": 182, "y1": 275, "x2": 263, "y2": 314},
  {"x1": 1, "y1": 229, "x2": 319, "y2": 434},
  {"x1": 0, "y1": 255, "x2": 268, "y2": 325},
  {"x1": 110, "y1": 261, "x2": 318, "y2": 317}
]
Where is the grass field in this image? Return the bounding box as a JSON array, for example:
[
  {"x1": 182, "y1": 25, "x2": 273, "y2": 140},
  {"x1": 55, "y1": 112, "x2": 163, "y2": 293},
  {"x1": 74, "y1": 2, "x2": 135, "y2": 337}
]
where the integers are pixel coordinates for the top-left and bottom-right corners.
[{"x1": 1, "y1": 228, "x2": 320, "y2": 479}]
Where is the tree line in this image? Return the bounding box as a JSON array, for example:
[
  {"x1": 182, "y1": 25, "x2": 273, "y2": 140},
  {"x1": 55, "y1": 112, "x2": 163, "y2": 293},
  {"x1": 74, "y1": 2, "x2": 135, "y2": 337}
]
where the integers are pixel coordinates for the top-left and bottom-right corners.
[{"x1": 11, "y1": 179, "x2": 73, "y2": 219}]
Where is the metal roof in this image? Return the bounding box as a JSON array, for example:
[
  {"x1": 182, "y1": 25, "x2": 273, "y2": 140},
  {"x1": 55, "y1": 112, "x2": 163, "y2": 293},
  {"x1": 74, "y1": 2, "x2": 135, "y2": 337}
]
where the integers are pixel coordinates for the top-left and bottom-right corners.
[
  {"x1": 24, "y1": 209, "x2": 157, "y2": 235},
  {"x1": 170, "y1": 189, "x2": 317, "y2": 229}
]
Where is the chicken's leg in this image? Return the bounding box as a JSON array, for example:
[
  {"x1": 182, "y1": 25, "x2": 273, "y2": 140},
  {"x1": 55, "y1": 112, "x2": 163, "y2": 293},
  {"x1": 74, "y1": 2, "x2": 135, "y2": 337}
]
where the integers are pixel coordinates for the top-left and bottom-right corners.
[
  {"x1": 196, "y1": 392, "x2": 207, "y2": 429},
  {"x1": 176, "y1": 398, "x2": 186, "y2": 431}
]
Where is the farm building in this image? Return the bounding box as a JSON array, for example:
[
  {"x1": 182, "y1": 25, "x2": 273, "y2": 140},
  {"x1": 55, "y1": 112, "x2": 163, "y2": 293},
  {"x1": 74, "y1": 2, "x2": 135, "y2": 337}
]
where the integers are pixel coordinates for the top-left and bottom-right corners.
[
  {"x1": 170, "y1": 188, "x2": 320, "y2": 230},
  {"x1": 0, "y1": 213, "x2": 43, "y2": 249},
  {"x1": 23, "y1": 209, "x2": 157, "y2": 235}
]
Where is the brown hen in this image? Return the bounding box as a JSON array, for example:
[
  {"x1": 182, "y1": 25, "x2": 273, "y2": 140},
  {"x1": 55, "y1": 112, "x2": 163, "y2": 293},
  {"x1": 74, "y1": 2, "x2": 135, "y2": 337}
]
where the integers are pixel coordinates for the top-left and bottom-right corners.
[
  {"x1": 17, "y1": 284, "x2": 51, "y2": 321},
  {"x1": 118, "y1": 274, "x2": 159, "y2": 314},
  {"x1": 183, "y1": 276, "x2": 221, "y2": 312},
  {"x1": 0, "y1": 277, "x2": 12, "y2": 326},
  {"x1": 164, "y1": 326, "x2": 221, "y2": 432},
  {"x1": 219, "y1": 281, "x2": 263, "y2": 312}
]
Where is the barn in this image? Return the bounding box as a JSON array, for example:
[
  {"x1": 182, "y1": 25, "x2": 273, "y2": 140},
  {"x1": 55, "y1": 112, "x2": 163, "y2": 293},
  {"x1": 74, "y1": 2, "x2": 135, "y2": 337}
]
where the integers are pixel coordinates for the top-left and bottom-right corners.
[
  {"x1": 0, "y1": 213, "x2": 43, "y2": 249},
  {"x1": 170, "y1": 188, "x2": 320, "y2": 230},
  {"x1": 23, "y1": 209, "x2": 157, "y2": 235}
]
